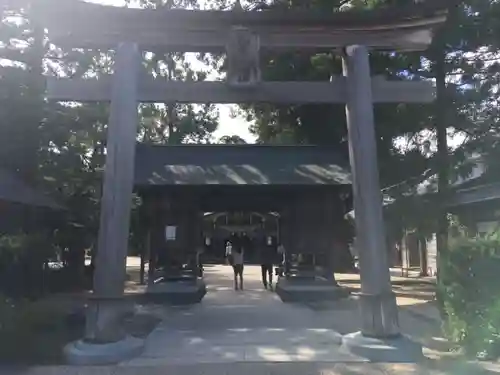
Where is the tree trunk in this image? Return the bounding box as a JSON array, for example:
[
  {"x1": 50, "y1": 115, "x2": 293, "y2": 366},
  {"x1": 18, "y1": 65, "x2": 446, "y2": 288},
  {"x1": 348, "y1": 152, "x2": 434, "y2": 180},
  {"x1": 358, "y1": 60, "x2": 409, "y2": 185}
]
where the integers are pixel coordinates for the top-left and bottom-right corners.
[
  {"x1": 429, "y1": 0, "x2": 460, "y2": 317},
  {"x1": 434, "y1": 54, "x2": 449, "y2": 313},
  {"x1": 418, "y1": 233, "x2": 428, "y2": 277},
  {"x1": 435, "y1": 54, "x2": 449, "y2": 254},
  {"x1": 167, "y1": 103, "x2": 175, "y2": 143}
]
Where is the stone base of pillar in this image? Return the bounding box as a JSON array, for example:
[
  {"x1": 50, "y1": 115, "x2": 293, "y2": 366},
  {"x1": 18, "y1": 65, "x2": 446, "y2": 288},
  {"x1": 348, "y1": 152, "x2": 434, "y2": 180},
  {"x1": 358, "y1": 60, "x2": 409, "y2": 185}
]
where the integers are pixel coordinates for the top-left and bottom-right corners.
[
  {"x1": 341, "y1": 291, "x2": 422, "y2": 362},
  {"x1": 64, "y1": 297, "x2": 143, "y2": 365},
  {"x1": 84, "y1": 297, "x2": 135, "y2": 343},
  {"x1": 275, "y1": 276, "x2": 350, "y2": 303},
  {"x1": 358, "y1": 292, "x2": 400, "y2": 337},
  {"x1": 145, "y1": 277, "x2": 207, "y2": 305},
  {"x1": 341, "y1": 332, "x2": 423, "y2": 362},
  {"x1": 64, "y1": 335, "x2": 145, "y2": 365}
]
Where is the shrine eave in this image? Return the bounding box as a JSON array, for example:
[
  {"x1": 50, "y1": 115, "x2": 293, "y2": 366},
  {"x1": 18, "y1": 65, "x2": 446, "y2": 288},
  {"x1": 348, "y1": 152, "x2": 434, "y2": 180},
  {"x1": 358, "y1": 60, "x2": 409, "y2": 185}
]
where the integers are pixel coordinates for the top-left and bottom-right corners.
[
  {"x1": 36, "y1": 0, "x2": 447, "y2": 52},
  {"x1": 0, "y1": 169, "x2": 64, "y2": 210},
  {"x1": 133, "y1": 144, "x2": 351, "y2": 187}
]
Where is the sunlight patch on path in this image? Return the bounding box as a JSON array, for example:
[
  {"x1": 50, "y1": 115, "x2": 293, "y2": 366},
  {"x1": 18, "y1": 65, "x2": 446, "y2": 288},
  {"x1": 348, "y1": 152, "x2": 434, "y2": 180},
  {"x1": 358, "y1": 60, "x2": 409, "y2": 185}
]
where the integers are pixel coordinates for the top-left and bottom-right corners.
[{"x1": 121, "y1": 265, "x2": 361, "y2": 366}]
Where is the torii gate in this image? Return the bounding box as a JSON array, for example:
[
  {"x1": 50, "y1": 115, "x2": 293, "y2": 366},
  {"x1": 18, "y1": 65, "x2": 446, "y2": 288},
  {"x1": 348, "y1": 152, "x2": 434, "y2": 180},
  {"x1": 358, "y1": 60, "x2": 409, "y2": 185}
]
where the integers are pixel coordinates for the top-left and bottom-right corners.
[{"x1": 38, "y1": 0, "x2": 447, "y2": 364}]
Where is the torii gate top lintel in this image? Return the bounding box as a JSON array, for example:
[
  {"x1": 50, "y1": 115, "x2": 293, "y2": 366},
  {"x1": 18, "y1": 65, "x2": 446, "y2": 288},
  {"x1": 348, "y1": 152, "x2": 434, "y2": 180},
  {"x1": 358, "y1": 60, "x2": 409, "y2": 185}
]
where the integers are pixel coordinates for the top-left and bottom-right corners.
[{"x1": 37, "y1": 0, "x2": 447, "y2": 52}]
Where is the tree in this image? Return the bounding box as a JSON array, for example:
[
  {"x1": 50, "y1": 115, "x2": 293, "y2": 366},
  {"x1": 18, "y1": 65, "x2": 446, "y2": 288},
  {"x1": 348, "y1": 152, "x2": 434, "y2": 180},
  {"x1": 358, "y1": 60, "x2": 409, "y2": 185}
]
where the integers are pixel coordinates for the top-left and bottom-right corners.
[
  {"x1": 0, "y1": 1, "x2": 118, "y2": 291},
  {"x1": 0, "y1": 1, "x2": 45, "y2": 182},
  {"x1": 402, "y1": 0, "x2": 500, "y2": 273},
  {"x1": 218, "y1": 135, "x2": 247, "y2": 144},
  {"x1": 137, "y1": 0, "x2": 220, "y2": 145}
]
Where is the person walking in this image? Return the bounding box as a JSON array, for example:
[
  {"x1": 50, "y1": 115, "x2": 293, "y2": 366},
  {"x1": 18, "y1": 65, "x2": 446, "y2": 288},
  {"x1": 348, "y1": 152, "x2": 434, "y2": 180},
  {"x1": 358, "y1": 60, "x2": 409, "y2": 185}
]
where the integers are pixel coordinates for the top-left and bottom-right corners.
[
  {"x1": 231, "y1": 244, "x2": 245, "y2": 290},
  {"x1": 195, "y1": 244, "x2": 204, "y2": 277},
  {"x1": 277, "y1": 242, "x2": 286, "y2": 276},
  {"x1": 225, "y1": 240, "x2": 233, "y2": 265},
  {"x1": 260, "y1": 236, "x2": 276, "y2": 290}
]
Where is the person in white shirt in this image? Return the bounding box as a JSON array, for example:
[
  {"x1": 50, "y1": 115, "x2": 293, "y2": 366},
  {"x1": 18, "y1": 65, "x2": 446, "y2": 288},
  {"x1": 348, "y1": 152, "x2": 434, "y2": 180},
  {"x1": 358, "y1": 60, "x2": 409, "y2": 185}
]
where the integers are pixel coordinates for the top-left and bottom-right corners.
[
  {"x1": 225, "y1": 240, "x2": 233, "y2": 264},
  {"x1": 231, "y1": 241, "x2": 245, "y2": 290}
]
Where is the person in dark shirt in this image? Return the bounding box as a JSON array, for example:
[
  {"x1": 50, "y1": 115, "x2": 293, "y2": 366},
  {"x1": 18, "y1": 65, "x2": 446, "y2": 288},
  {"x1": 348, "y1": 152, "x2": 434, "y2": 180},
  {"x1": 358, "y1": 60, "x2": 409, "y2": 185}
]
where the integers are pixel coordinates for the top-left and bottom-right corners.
[
  {"x1": 240, "y1": 232, "x2": 252, "y2": 259},
  {"x1": 259, "y1": 236, "x2": 276, "y2": 289}
]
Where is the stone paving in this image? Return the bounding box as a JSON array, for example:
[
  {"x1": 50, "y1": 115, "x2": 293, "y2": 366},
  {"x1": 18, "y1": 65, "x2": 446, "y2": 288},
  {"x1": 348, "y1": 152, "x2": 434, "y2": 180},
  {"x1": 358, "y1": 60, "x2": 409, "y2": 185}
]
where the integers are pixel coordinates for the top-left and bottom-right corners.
[
  {"x1": 4, "y1": 264, "x2": 499, "y2": 374},
  {"x1": 4, "y1": 362, "x2": 497, "y2": 375},
  {"x1": 121, "y1": 265, "x2": 362, "y2": 366}
]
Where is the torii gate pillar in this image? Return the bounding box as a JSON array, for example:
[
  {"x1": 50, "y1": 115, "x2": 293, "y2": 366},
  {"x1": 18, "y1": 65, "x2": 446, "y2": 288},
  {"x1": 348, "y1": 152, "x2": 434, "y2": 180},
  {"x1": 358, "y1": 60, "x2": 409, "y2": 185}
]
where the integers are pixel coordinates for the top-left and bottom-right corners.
[
  {"x1": 64, "y1": 43, "x2": 145, "y2": 365},
  {"x1": 341, "y1": 45, "x2": 422, "y2": 361}
]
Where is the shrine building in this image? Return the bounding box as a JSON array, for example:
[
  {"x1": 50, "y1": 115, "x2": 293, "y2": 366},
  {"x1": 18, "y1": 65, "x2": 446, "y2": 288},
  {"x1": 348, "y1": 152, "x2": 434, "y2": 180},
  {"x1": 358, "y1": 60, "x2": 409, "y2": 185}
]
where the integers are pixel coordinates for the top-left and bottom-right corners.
[{"x1": 134, "y1": 143, "x2": 353, "y2": 280}]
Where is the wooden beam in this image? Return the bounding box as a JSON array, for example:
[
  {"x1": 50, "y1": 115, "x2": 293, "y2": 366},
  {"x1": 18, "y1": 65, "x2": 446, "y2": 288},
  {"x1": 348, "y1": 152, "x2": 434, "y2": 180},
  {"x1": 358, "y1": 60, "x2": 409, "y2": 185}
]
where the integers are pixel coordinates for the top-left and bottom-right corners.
[
  {"x1": 46, "y1": 77, "x2": 435, "y2": 104},
  {"x1": 147, "y1": 230, "x2": 156, "y2": 286},
  {"x1": 140, "y1": 230, "x2": 150, "y2": 285},
  {"x1": 37, "y1": 0, "x2": 447, "y2": 28},
  {"x1": 36, "y1": 0, "x2": 447, "y2": 51},
  {"x1": 45, "y1": 27, "x2": 437, "y2": 53}
]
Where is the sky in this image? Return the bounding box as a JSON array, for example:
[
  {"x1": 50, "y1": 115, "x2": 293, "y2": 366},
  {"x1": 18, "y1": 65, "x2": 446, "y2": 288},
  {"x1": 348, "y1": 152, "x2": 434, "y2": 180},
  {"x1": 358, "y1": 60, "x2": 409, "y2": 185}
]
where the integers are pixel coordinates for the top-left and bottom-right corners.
[{"x1": 90, "y1": 0, "x2": 256, "y2": 143}]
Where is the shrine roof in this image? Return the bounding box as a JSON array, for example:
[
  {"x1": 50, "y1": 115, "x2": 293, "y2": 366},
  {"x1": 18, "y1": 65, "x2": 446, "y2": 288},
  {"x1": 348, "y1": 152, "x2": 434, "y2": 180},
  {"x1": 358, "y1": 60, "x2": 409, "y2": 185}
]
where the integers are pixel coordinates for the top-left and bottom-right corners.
[
  {"x1": 134, "y1": 144, "x2": 351, "y2": 187},
  {"x1": 0, "y1": 169, "x2": 63, "y2": 210},
  {"x1": 447, "y1": 183, "x2": 500, "y2": 207}
]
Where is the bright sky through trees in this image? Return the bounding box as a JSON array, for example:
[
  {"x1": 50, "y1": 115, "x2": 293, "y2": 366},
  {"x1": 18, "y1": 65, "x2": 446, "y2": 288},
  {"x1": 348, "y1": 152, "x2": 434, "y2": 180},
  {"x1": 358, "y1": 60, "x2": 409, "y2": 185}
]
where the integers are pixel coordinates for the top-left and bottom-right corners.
[{"x1": 90, "y1": 0, "x2": 256, "y2": 143}]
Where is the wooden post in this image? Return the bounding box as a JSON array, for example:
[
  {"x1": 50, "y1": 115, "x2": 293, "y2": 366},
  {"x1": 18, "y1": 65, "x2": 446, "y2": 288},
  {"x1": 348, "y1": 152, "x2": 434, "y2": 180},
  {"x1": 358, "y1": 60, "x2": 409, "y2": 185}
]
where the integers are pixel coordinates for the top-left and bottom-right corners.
[
  {"x1": 418, "y1": 233, "x2": 428, "y2": 277},
  {"x1": 276, "y1": 216, "x2": 280, "y2": 245},
  {"x1": 402, "y1": 231, "x2": 409, "y2": 277},
  {"x1": 342, "y1": 45, "x2": 400, "y2": 338},
  {"x1": 85, "y1": 42, "x2": 140, "y2": 343},
  {"x1": 140, "y1": 230, "x2": 149, "y2": 285},
  {"x1": 147, "y1": 229, "x2": 156, "y2": 286},
  {"x1": 280, "y1": 205, "x2": 293, "y2": 277}
]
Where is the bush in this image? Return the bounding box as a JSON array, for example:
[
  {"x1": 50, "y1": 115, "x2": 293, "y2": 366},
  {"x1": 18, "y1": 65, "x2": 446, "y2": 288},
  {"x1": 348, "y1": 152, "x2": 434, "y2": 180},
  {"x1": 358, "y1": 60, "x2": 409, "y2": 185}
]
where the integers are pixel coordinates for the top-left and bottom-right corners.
[
  {"x1": 0, "y1": 232, "x2": 56, "y2": 298},
  {"x1": 439, "y1": 232, "x2": 500, "y2": 358},
  {"x1": 0, "y1": 295, "x2": 84, "y2": 364}
]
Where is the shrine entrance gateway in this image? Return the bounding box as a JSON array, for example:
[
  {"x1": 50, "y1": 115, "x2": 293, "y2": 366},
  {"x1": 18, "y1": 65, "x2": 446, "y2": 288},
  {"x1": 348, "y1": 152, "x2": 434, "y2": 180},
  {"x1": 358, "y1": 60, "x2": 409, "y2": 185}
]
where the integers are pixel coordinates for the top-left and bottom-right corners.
[{"x1": 39, "y1": 0, "x2": 447, "y2": 364}]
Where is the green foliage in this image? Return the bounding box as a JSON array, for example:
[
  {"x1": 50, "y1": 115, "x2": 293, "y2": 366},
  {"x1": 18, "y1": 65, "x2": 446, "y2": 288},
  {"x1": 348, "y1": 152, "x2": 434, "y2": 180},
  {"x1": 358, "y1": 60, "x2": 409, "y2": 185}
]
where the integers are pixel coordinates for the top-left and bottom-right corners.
[
  {"x1": 0, "y1": 4, "x2": 45, "y2": 181},
  {"x1": 0, "y1": 232, "x2": 57, "y2": 297},
  {"x1": 136, "y1": 0, "x2": 219, "y2": 145},
  {"x1": 218, "y1": 135, "x2": 247, "y2": 144},
  {"x1": 0, "y1": 0, "x2": 222, "y2": 294},
  {"x1": 0, "y1": 295, "x2": 82, "y2": 364},
  {"x1": 0, "y1": 233, "x2": 28, "y2": 262},
  {"x1": 0, "y1": 231, "x2": 55, "y2": 262},
  {"x1": 439, "y1": 232, "x2": 500, "y2": 358}
]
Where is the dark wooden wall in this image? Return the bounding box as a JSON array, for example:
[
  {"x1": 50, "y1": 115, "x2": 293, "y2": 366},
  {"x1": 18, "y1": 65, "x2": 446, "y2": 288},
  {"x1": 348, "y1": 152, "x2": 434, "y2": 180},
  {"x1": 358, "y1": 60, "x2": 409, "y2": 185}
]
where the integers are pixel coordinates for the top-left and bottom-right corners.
[
  {"x1": 145, "y1": 193, "x2": 203, "y2": 269},
  {"x1": 140, "y1": 185, "x2": 353, "y2": 271},
  {"x1": 280, "y1": 190, "x2": 352, "y2": 271}
]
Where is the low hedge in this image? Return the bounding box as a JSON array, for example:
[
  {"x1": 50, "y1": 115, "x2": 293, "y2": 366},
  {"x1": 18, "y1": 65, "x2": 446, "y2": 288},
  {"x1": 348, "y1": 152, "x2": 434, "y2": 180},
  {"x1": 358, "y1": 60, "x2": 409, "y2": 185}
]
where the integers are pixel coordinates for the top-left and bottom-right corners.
[
  {"x1": 0, "y1": 295, "x2": 84, "y2": 364},
  {"x1": 439, "y1": 232, "x2": 500, "y2": 359}
]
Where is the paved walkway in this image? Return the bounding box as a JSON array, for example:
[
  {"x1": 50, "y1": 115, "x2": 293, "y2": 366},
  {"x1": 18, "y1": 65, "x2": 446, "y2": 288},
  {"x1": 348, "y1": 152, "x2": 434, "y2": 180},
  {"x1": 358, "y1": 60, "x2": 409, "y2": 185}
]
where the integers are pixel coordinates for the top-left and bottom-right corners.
[
  {"x1": 6, "y1": 265, "x2": 500, "y2": 374},
  {"x1": 122, "y1": 265, "x2": 362, "y2": 366}
]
